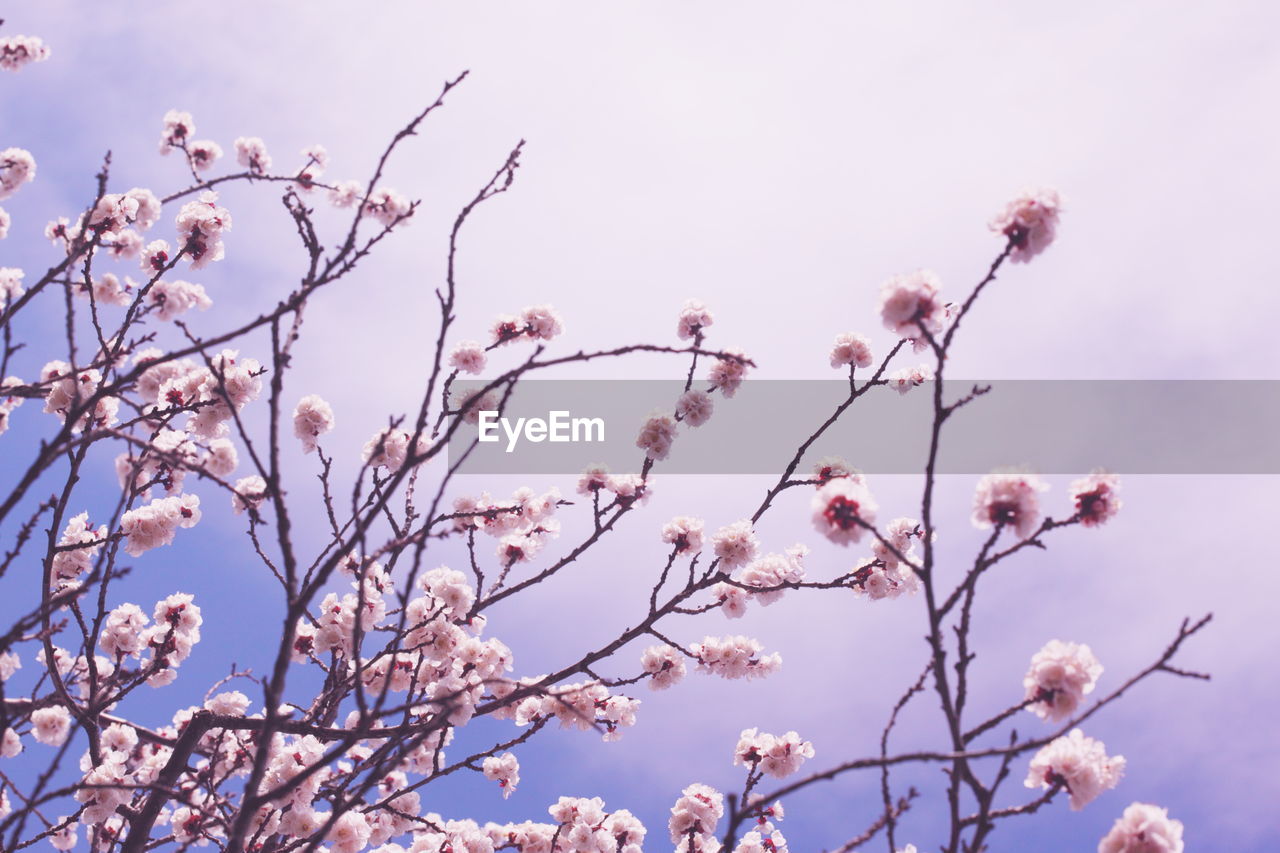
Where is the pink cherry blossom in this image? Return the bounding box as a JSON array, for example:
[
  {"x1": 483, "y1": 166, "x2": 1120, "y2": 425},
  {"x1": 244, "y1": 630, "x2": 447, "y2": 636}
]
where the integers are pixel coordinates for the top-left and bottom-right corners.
[
  {"x1": 676, "y1": 389, "x2": 714, "y2": 426},
  {"x1": 448, "y1": 340, "x2": 488, "y2": 374},
  {"x1": 829, "y1": 332, "x2": 873, "y2": 369},
  {"x1": 812, "y1": 456, "x2": 859, "y2": 483},
  {"x1": 637, "y1": 412, "x2": 678, "y2": 461},
  {"x1": 733, "y1": 728, "x2": 815, "y2": 779},
  {"x1": 708, "y1": 348, "x2": 749, "y2": 397},
  {"x1": 669, "y1": 783, "x2": 724, "y2": 844},
  {"x1": 146, "y1": 278, "x2": 211, "y2": 321},
  {"x1": 158, "y1": 109, "x2": 196, "y2": 154},
  {"x1": 99, "y1": 604, "x2": 149, "y2": 658},
  {"x1": 362, "y1": 187, "x2": 412, "y2": 226},
  {"x1": 521, "y1": 304, "x2": 564, "y2": 341},
  {"x1": 677, "y1": 299, "x2": 714, "y2": 340},
  {"x1": 234, "y1": 136, "x2": 272, "y2": 174},
  {"x1": 888, "y1": 363, "x2": 933, "y2": 394},
  {"x1": 0, "y1": 148, "x2": 36, "y2": 200},
  {"x1": 661, "y1": 516, "x2": 705, "y2": 554},
  {"x1": 140, "y1": 239, "x2": 171, "y2": 273},
  {"x1": 361, "y1": 427, "x2": 420, "y2": 473},
  {"x1": 710, "y1": 520, "x2": 759, "y2": 569},
  {"x1": 232, "y1": 475, "x2": 269, "y2": 515},
  {"x1": 187, "y1": 139, "x2": 223, "y2": 172},
  {"x1": 119, "y1": 494, "x2": 201, "y2": 556},
  {"x1": 990, "y1": 187, "x2": 1062, "y2": 262},
  {"x1": 328, "y1": 180, "x2": 363, "y2": 207},
  {"x1": 1071, "y1": 469, "x2": 1122, "y2": 527},
  {"x1": 30, "y1": 706, "x2": 71, "y2": 746},
  {"x1": 691, "y1": 635, "x2": 781, "y2": 680},
  {"x1": 1025, "y1": 728, "x2": 1125, "y2": 810},
  {"x1": 641, "y1": 644, "x2": 687, "y2": 690},
  {"x1": 1097, "y1": 802, "x2": 1184, "y2": 853},
  {"x1": 812, "y1": 478, "x2": 878, "y2": 545},
  {"x1": 879, "y1": 269, "x2": 947, "y2": 340},
  {"x1": 174, "y1": 191, "x2": 232, "y2": 269},
  {"x1": 482, "y1": 752, "x2": 520, "y2": 798},
  {"x1": 972, "y1": 470, "x2": 1048, "y2": 539},
  {"x1": 1024, "y1": 640, "x2": 1103, "y2": 722},
  {"x1": 293, "y1": 394, "x2": 335, "y2": 454},
  {"x1": 0, "y1": 35, "x2": 51, "y2": 72}
]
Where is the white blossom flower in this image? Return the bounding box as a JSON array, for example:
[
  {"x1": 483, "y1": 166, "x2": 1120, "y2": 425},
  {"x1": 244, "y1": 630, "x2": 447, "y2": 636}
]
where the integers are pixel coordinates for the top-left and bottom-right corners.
[
  {"x1": 972, "y1": 470, "x2": 1048, "y2": 539},
  {"x1": 812, "y1": 479, "x2": 878, "y2": 546},
  {"x1": 293, "y1": 395, "x2": 335, "y2": 454},
  {"x1": 0, "y1": 35, "x2": 51, "y2": 73},
  {"x1": 31, "y1": 706, "x2": 72, "y2": 746},
  {"x1": 829, "y1": 332, "x2": 873, "y2": 369},
  {"x1": 1025, "y1": 728, "x2": 1125, "y2": 810},
  {"x1": 990, "y1": 187, "x2": 1062, "y2": 262},
  {"x1": 1024, "y1": 640, "x2": 1103, "y2": 722},
  {"x1": 880, "y1": 269, "x2": 946, "y2": 341},
  {"x1": 677, "y1": 299, "x2": 714, "y2": 340},
  {"x1": 637, "y1": 412, "x2": 678, "y2": 461},
  {"x1": 234, "y1": 137, "x2": 272, "y2": 174},
  {"x1": 1097, "y1": 802, "x2": 1184, "y2": 853}
]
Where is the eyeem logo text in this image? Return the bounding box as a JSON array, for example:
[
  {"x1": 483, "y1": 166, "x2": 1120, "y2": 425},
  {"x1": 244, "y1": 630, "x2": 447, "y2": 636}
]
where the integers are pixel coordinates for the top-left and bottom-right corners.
[{"x1": 477, "y1": 410, "x2": 605, "y2": 452}]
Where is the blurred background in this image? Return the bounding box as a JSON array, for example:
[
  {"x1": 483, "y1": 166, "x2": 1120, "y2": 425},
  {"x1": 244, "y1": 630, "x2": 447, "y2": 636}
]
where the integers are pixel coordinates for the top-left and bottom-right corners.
[{"x1": 2, "y1": 2, "x2": 1277, "y2": 850}]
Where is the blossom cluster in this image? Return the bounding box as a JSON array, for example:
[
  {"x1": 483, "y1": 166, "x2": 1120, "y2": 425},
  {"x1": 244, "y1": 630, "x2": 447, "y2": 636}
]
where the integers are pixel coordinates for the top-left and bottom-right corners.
[
  {"x1": 0, "y1": 34, "x2": 50, "y2": 71},
  {"x1": 491, "y1": 304, "x2": 565, "y2": 345},
  {"x1": 577, "y1": 462, "x2": 651, "y2": 507},
  {"x1": 156, "y1": 109, "x2": 413, "y2": 244},
  {"x1": 990, "y1": 187, "x2": 1062, "y2": 262},
  {"x1": 0, "y1": 147, "x2": 38, "y2": 243},
  {"x1": 174, "y1": 191, "x2": 233, "y2": 269},
  {"x1": 661, "y1": 515, "x2": 705, "y2": 554},
  {"x1": 972, "y1": 469, "x2": 1049, "y2": 539},
  {"x1": 1026, "y1": 728, "x2": 1126, "y2": 810},
  {"x1": 855, "y1": 515, "x2": 926, "y2": 600},
  {"x1": 50, "y1": 512, "x2": 109, "y2": 588},
  {"x1": 361, "y1": 426, "x2": 427, "y2": 473},
  {"x1": 452, "y1": 485, "x2": 564, "y2": 566},
  {"x1": 482, "y1": 751, "x2": 520, "y2": 798},
  {"x1": 0, "y1": 376, "x2": 22, "y2": 436},
  {"x1": 631, "y1": 301, "x2": 751, "y2": 461},
  {"x1": 119, "y1": 494, "x2": 202, "y2": 556},
  {"x1": 677, "y1": 299, "x2": 714, "y2": 339},
  {"x1": 1071, "y1": 469, "x2": 1123, "y2": 527},
  {"x1": 887, "y1": 362, "x2": 934, "y2": 394},
  {"x1": 1098, "y1": 802, "x2": 1185, "y2": 853},
  {"x1": 293, "y1": 393, "x2": 336, "y2": 453},
  {"x1": 811, "y1": 477, "x2": 878, "y2": 545},
  {"x1": 103, "y1": 593, "x2": 204, "y2": 686},
  {"x1": 43, "y1": 186, "x2": 163, "y2": 262},
  {"x1": 733, "y1": 727, "x2": 815, "y2": 779},
  {"x1": 131, "y1": 347, "x2": 264, "y2": 440},
  {"x1": 1, "y1": 147, "x2": 36, "y2": 201},
  {"x1": 640, "y1": 644, "x2": 688, "y2": 690},
  {"x1": 732, "y1": 798, "x2": 790, "y2": 853},
  {"x1": 669, "y1": 783, "x2": 724, "y2": 850},
  {"x1": 712, "y1": 544, "x2": 808, "y2": 617},
  {"x1": 829, "y1": 331, "x2": 873, "y2": 370},
  {"x1": 500, "y1": 679, "x2": 640, "y2": 742},
  {"x1": 40, "y1": 360, "x2": 120, "y2": 431},
  {"x1": 1023, "y1": 639, "x2": 1104, "y2": 722},
  {"x1": 710, "y1": 519, "x2": 760, "y2": 569},
  {"x1": 879, "y1": 268, "x2": 948, "y2": 344},
  {"x1": 691, "y1": 635, "x2": 782, "y2": 680}
]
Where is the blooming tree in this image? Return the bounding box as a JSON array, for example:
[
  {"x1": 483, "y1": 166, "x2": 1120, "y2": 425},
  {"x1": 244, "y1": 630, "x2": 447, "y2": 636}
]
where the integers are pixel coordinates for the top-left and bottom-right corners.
[{"x1": 0, "y1": 35, "x2": 1206, "y2": 853}]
